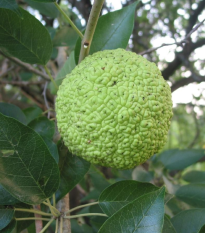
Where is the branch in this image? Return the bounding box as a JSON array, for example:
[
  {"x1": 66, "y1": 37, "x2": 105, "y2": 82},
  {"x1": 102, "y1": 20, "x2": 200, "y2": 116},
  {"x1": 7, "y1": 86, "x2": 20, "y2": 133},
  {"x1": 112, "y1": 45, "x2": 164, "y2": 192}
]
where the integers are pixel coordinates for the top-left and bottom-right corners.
[
  {"x1": 0, "y1": 80, "x2": 45, "y2": 86},
  {"x1": 171, "y1": 75, "x2": 205, "y2": 92},
  {"x1": 140, "y1": 19, "x2": 205, "y2": 56},
  {"x1": 186, "y1": 0, "x2": 205, "y2": 34},
  {"x1": 0, "y1": 51, "x2": 50, "y2": 81}
]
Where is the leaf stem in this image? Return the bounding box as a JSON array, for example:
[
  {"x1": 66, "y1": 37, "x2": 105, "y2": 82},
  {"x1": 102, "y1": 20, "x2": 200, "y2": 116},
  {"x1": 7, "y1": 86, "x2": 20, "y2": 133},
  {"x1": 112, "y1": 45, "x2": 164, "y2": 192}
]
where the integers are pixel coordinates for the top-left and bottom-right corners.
[
  {"x1": 43, "y1": 200, "x2": 61, "y2": 217},
  {"x1": 44, "y1": 65, "x2": 58, "y2": 91},
  {"x1": 53, "y1": 194, "x2": 56, "y2": 208},
  {"x1": 64, "y1": 201, "x2": 99, "y2": 215},
  {"x1": 60, "y1": 217, "x2": 63, "y2": 233},
  {"x1": 54, "y1": 2, "x2": 83, "y2": 39},
  {"x1": 39, "y1": 218, "x2": 55, "y2": 233},
  {"x1": 78, "y1": 0, "x2": 105, "y2": 63},
  {"x1": 15, "y1": 208, "x2": 53, "y2": 217},
  {"x1": 64, "y1": 213, "x2": 107, "y2": 219},
  {"x1": 55, "y1": 218, "x2": 59, "y2": 233},
  {"x1": 16, "y1": 217, "x2": 51, "y2": 221}
]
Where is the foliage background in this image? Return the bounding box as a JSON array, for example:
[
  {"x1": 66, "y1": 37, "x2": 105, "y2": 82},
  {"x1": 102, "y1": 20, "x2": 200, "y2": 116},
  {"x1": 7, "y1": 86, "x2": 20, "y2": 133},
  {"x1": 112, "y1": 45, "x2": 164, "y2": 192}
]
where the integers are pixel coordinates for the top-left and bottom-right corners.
[{"x1": 0, "y1": 0, "x2": 205, "y2": 232}]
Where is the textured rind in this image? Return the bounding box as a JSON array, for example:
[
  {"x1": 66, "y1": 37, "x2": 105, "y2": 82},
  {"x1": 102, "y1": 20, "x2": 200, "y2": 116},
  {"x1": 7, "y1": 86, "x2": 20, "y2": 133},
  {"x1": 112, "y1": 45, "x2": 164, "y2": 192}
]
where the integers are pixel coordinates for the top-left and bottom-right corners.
[{"x1": 56, "y1": 49, "x2": 173, "y2": 169}]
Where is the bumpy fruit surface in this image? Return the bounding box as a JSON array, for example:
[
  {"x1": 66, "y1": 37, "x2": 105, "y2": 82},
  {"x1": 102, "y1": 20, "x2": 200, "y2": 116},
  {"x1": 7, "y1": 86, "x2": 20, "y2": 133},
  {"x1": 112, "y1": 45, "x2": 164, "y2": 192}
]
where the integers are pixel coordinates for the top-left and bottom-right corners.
[{"x1": 56, "y1": 49, "x2": 173, "y2": 169}]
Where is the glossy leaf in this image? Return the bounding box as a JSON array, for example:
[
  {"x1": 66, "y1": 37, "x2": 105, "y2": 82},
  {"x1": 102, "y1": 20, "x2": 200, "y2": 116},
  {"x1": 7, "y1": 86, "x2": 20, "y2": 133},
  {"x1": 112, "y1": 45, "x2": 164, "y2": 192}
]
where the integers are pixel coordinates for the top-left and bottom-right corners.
[
  {"x1": 171, "y1": 209, "x2": 205, "y2": 233},
  {"x1": 22, "y1": 106, "x2": 43, "y2": 124},
  {"x1": 24, "y1": 0, "x2": 59, "y2": 18},
  {"x1": 199, "y1": 225, "x2": 205, "y2": 233},
  {"x1": 28, "y1": 116, "x2": 55, "y2": 140},
  {"x1": 49, "y1": 51, "x2": 76, "y2": 94},
  {"x1": 162, "y1": 215, "x2": 176, "y2": 233},
  {"x1": 0, "y1": 113, "x2": 60, "y2": 204},
  {"x1": 41, "y1": 136, "x2": 59, "y2": 163},
  {"x1": 0, "y1": 208, "x2": 14, "y2": 230},
  {"x1": 99, "y1": 187, "x2": 165, "y2": 233},
  {"x1": 53, "y1": 27, "x2": 78, "y2": 48},
  {"x1": 0, "y1": 184, "x2": 19, "y2": 205},
  {"x1": 55, "y1": 145, "x2": 90, "y2": 202},
  {"x1": 0, "y1": 103, "x2": 27, "y2": 125},
  {"x1": 175, "y1": 183, "x2": 205, "y2": 208},
  {"x1": 182, "y1": 171, "x2": 205, "y2": 184},
  {"x1": 99, "y1": 180, "x2": 159, "y2": 216},
  {"x1": 158, "y1": 149, "x2": 205, "y2": 170},
  {"x1": 75, "y1": 1, "x2": 138, "y2": 62},
  {"x1": 0, "y1": 219, "x2": 16, "y2": 233},
  {"x1": 0, "y1": 0, "x2": 21, "y2": 16},
  {"x1": 0, "y1": 8, "x2": 52, "y2": 64}
]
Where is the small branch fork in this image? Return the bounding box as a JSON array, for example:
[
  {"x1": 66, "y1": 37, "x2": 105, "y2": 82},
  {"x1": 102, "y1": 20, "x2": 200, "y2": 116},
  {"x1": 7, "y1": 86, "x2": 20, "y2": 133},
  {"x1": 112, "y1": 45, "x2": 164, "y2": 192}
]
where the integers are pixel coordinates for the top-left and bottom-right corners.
[
  {"x1": 140, "y1": 19, "x2": 205, "y2": 55},
  {"x1": 14, "y1": 201, "x2": 107, "y2": 233}
]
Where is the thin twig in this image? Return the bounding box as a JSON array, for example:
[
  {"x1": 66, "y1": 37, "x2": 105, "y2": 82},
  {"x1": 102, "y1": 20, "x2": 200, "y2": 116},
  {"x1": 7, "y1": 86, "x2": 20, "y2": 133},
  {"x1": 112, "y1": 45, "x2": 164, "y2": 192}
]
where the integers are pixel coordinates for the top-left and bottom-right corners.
[
  {"x1": 140, "y1": 19, "x2": 205, "y2": 55},
  {"x1": 42, "y1": 82, "x2": 50, "y2": 118},
  {"x1": 0, "y1": 80, "x2": 45, "y2": 86},
  {"x1": 0, "y1": 51, "x2": 50, "y2": 80},
  {"x1": 44, "y1": 65, "x2": 58, "y2": 90},
  {"x1": 54, "y1": 2, "x2": 83, "y2": 39},
  {"x1": 33, "y1": 205, "x2": 43, "y2": 233},
  {"x1": 78, "y1": 0, "x2": 105, "y2": 63}
]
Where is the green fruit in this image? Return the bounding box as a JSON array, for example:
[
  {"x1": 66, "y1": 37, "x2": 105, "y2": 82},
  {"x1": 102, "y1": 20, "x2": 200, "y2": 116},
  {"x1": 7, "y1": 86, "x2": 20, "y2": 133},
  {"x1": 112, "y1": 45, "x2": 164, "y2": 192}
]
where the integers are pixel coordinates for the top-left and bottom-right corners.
[{"x1": 56, "y1": 49, "x2": 173, "y2": 169}]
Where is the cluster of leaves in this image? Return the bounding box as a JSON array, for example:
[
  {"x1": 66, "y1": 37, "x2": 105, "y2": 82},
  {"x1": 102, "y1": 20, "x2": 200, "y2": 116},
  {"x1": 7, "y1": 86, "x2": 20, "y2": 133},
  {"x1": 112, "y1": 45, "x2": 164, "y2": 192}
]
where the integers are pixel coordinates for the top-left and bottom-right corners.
[{"x1": 0, "y1": 0, "x2": 205, "y2": 233}]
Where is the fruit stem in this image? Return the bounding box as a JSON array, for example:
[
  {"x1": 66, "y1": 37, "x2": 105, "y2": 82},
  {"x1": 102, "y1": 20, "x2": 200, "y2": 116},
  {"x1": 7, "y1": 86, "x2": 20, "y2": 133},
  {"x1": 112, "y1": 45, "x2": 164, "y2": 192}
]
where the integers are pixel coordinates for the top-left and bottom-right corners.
[
  {"x1": 64, "y1": 201, "x2": 99, "y2": 215},
  {"x1": 54, "y1": 2, "x2": 83, "y2": 39},
  {"x1": 78, "y1": 0, "x2": 105, "y2": 63}
]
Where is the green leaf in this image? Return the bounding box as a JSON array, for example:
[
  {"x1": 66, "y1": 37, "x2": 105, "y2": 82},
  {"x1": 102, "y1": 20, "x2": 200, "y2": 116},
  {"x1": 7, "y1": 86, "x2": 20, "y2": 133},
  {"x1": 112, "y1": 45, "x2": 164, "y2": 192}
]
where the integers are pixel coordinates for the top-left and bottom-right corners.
[
  {"x1": 22, "y1": 106, "x2": 43, "y2": 124},
  {"x1": 175, "y1": 183, "x2": 205, "y2": 208},
  {"x1": 199, "y1": 225, "x2": 205, "y2": 233},
  {"x1": 162, "y1": 215, "x2": 176, "y2": 233},
  {"x1": 28, "y1": 116, "x2": 55, "y2": 140},
  {"x1": 0, "y1": 8, "x2": 52, "y2": 65},
  {"x1": 0, "y1": 103, "x2": 27, "y2": 125},
  {"x1": 0, "y1": 184, "x2": 19, "y2": 205},
  {"x1": 55, "y1": 144, "x2": 90, "y2": 202},
  {"x1": 0, "y1": 113, "x2": 60, "y2": 204},
  {"x1": 0, "y1": 0, "x2": 21, "y2": 17},
  {"x1": 99, "y1": 180, "x2": 159, "y2": 216},
  {"x1": 49, "y1": 51, "x2": 76, "y2": 95},
  {"x1": 75, "y1": 1, "x2": 138, "y2": 63},
  {"x1": 24, "y1": 0, "x2": 59, "y2": 18},
  {"x1": 0, "y1": 208, "x2": 14, "y2": 231},
  {"x1": 182, "y1": 171, "x2": 205, "y2": 184},
  {"x1": 41, "y1": 136, "x2": 59, "y2": 163},
  {"x1": 53, "y1": 27, "x2": 78, "y2": 48},
  {"x1": 99, "y1": 187, "x2": 165, "y2": 233},
  {"x1": 157, "y1": 149, "x2": 205, "y2": 170},
  {"x1": 171, "y1": 209, "x2": 205, "y2": 233},
  {"x1": 0, "y1": 219, "x2": 16, "y2": 233}
]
